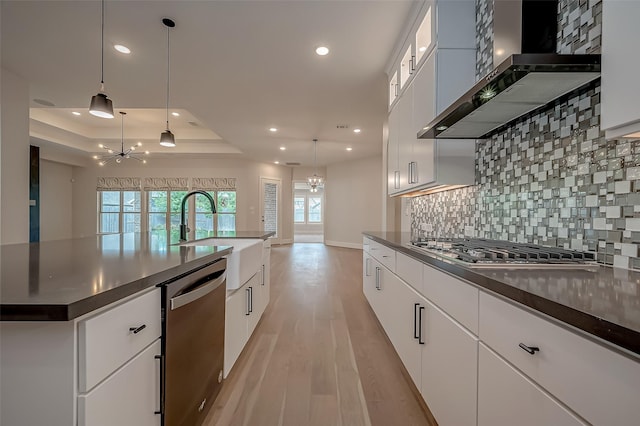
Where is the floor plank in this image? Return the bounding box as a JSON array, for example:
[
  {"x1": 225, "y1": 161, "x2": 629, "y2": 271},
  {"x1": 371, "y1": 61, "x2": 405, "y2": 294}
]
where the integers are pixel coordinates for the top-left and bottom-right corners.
[{"x1": 205, "y1": 243, "x2": 434, "y2": 426}]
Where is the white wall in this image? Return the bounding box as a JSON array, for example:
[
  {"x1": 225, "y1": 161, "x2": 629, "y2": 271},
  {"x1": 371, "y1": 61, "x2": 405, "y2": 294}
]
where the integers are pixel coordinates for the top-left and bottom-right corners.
[
  {"x1": 1, "y1": 68, "x2": 30, "y2": 244},
  {"x1": 71, "y1": 157, "x2": 293, "y2": 241},
  {"x1": 40, "y1": 160, "x2": 73, "y2": 241},
  {"x1": 325, "y1": 155, "x2": 383, "y2": 248}
]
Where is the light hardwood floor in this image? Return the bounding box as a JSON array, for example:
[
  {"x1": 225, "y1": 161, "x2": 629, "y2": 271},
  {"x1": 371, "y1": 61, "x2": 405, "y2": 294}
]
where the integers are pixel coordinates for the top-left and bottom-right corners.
[{"x1": 205, "y1": 243, "x2": 435, "y2": 426}]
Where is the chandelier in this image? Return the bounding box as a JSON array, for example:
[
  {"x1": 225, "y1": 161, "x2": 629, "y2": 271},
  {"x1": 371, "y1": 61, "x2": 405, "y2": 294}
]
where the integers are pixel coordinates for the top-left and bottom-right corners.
[
  {"x1": 308, "y1": 138, "x2": 324, "y2": 192},
  {"x1": 95, "y1": 111, "x2": 149, "y2": 166}
]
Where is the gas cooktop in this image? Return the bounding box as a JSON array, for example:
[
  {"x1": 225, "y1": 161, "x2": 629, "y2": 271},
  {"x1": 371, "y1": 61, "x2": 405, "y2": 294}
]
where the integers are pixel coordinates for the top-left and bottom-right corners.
[{"x1": 409, "y1": 238, "x2": 599, "y2": 270}]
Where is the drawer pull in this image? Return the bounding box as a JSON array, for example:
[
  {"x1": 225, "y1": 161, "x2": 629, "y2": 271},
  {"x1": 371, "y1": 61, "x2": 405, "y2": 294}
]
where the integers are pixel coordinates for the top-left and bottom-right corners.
[
  {"x1": 418, "y1": 306, "x2": 425, "y2": 345},
  {"x1": 382, "y1": 255, "x2": 390, "y2": 258},
  {"x1": 129, "y1": 324, "x2": 147, "y2": 334},
  {"x1": 519, "y1": 343, "x2": 540, "y2": 355},
  {"x1": 413, "y1": 303, "x2": 420, "y2": 339}
]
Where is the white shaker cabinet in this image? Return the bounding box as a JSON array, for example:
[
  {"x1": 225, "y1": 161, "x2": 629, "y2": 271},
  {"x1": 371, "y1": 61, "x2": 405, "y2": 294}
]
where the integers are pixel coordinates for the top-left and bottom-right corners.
[
  {"x1": 478, "y1": 343, "x2": 586, "y2": 426},
  {"x1": 601, "y1": 0, "x2": 640, "y2": 139},
  {"x1": 419, "y1": 298, "x2": 478, "y2": 426},
  {"x1": 78, "y1": 340, "x2": 162, "y2": 426},
  {"x1": 0, "y1": 288, "x2": 162, "y2": 426}
]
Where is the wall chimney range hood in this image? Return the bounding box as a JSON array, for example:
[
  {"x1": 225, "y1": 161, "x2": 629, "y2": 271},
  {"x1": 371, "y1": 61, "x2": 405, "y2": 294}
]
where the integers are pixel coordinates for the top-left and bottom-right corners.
[{"x1": 418, "y1": 0, "x2": 601, "y2": 140}]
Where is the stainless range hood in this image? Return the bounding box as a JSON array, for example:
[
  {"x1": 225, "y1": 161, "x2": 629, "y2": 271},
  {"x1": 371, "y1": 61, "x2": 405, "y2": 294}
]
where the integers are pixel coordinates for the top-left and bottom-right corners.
[
  {"x1": 418, "y1": 54, "x2": 601, "y2": 139},
  {"x1": 418, "y1": 0, "x2": 601, "y2": 140}
]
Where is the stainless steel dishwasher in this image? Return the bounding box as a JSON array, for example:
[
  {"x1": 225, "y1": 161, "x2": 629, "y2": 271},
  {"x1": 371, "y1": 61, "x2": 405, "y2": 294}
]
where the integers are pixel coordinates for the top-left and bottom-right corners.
[{"x1": 161, "y1": 258, "x2": 227, "y2": 426}]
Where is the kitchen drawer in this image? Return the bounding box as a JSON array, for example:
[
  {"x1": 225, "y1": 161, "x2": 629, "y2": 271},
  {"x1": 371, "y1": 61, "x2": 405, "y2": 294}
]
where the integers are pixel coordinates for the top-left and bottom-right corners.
[
  {"x1": 396, "y1": 251, "x2": 423, "y2": 293},
  {"x1": 423, "y1": 264, "x2": 478, "y2": 334},
  {"x1": 369, "y1": 240, "x2": 396, "y2": 272},
  {"x1": 79, "y1": 288, "x2": 161, "y2": 392},
  {"x1": 78, "y1": 339, "x2": 161, "y2": 426},
  {"x1": 478, "y1": 343, "x2": 586, "y2": 426},
  {"x1": 479, "y1": 292, "x2": 640, "y2": 426}
]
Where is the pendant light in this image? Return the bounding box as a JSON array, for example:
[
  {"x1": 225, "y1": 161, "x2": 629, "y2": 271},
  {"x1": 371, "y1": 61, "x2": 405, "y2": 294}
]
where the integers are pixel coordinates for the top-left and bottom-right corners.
[
  {"x1": 95, "y1": 111, "x2": 149, "y2": 166},
  {"x1": 308, "y1": 139, "x2": 324, "y2": 193},
  {"x1": 160, "y1": 18, "x2": 177, "y2": 147},
  {"x1": 89, "y1": 0, "x2": 114, "y2": 119}
]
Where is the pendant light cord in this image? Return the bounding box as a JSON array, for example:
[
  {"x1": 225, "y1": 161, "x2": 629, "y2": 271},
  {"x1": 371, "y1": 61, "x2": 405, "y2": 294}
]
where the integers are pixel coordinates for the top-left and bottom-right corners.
[
  {"x1": 166, "y1": 24, "x2": 170, "y2": 129},
  {"x1": 100, "y1": 0, "x2": 105, "y2": 86},
  {"x1": 120, "y1": 112, "x2": 125, "y2": 153}
]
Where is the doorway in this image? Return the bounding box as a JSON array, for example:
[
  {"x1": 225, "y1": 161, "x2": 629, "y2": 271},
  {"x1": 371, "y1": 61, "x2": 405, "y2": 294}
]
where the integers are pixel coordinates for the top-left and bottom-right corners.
[
  {"x1": 260, "y1": 177, "x2": 281, "y2": 244},
  {"x1": 293, "y1": 181, "x2": 324, "y2": 243}
]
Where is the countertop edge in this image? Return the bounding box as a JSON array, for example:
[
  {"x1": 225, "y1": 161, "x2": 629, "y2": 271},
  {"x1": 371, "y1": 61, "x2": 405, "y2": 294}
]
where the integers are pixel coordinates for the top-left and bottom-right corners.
[
  {"x1": 0, "y1": 248, "x2": 232, "y2": 321},
  {"x1": 363, "y1": 232, "x2": 640, "y2": 357}
]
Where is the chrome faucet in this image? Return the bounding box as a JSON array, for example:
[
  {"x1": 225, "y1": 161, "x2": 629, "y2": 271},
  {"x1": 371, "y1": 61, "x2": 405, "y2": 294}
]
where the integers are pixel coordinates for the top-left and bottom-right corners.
[{"x1": 179, "y1": 190, "x2": 217, "y2": 242}]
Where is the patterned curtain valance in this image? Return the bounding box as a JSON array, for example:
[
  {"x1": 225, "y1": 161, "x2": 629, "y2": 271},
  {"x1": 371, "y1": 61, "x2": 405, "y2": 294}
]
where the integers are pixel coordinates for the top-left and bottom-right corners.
[
  {"x1": 143, "y1": 177, "x2": 189, "y2": 191},
  {"x1": 97, "y1": 177, "x2": 141, "y2": 191},
  {"x1": 191, "y1": 177, "x2": 237, "y2": 191}
]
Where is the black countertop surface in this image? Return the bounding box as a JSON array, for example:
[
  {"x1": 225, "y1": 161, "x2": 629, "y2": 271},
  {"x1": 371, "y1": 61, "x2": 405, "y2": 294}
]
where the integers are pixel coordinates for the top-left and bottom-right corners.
[
  {"x1": 363, "y1": 231, "x2": 640, "y2": 357},
  {"x1": 0, "y1": 231, "x2": 242, "y2": 321}
]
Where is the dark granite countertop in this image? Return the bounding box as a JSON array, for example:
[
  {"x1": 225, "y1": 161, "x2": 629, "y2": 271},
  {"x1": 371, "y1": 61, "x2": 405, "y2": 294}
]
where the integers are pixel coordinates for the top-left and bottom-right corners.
[
  {"x1": 0, "y1": 232, "x2": 233, "y2": 321},
  {"x1": 202, "y1": 231, "x2": 275, "y2": 240},
  {"x1": 363, "y1": 231, "x2": 640, "y2": 357}
]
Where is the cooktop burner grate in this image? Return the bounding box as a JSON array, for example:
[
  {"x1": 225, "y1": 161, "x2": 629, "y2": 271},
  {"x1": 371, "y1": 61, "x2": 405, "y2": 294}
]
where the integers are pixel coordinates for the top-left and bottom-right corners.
[{"x1": 409, "y1": 238, "x2": 597, "y2": 269}]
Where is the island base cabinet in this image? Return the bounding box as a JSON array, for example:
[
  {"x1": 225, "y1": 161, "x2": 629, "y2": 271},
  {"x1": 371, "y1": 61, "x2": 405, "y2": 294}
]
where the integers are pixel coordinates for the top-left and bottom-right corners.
[
  {"x1": 420, "y1": 299, "x2": 478, "y2": 426},
  {"x1": 478, "y1": 343, "x2": 586, "y2": 426},
  {"x1": 78, "y1": 339, "x2": 161, "y2": 426},
  {"x1": 224, "y1": 270, "x2": 263, "y2": 378}
]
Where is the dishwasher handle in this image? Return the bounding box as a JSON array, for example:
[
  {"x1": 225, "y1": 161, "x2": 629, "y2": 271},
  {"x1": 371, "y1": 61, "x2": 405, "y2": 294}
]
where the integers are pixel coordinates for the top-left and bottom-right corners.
[{"x1": 170, "y1": 270, "x2": 226, "y2": 310}]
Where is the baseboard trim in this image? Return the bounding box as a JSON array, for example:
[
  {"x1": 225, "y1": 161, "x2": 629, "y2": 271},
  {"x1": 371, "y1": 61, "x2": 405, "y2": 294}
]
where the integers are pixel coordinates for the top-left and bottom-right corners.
[
  {"x1": 324, "y1": 240, "x2": 362, "y2": 250},
  {"x1": 276, "y1": 238, "x2": 294, "y2": 245}
]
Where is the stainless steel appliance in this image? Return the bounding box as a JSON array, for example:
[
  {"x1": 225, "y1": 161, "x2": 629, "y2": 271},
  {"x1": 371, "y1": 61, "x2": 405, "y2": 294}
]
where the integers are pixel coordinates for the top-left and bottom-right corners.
[
  {"x1": 410, "y1": 238, "x2": 598, "y2": 270},
  {"x1": 162, "y1": 258, "x2": 227, "y2": 426}
]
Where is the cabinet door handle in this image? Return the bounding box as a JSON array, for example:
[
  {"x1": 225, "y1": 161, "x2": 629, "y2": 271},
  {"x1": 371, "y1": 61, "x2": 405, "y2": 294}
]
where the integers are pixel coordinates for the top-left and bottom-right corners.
[
  {"x1": 365, "y1": 257, "x2": 371, "y2": 276},
  {"x1": 262, "y1": 264, "x2": 265, "y2": 286},
  {"x1": 409, "y1": 57, "x2": 414, "y2": 74},
  {"x1": 154, "y1": 354, "x2": 164, "y2": 415},
  {"x1": 411, "y1": 55, "x2": 416, "y2": 71},
  {"x1": 418, "y1": 306, "x2": 425, "y2": 345},
  {"x1": 375, "y1": 266, "x2": 381, "y2": 290},
  {"x1": 519, "y1": 343, "x2": 540, "y2": 355},
  {"x1": 408, "y1": 162, "x2": 418, "y2": 184},
  {"x1": 394, "y1": 171, "x2": 400, "y2": 189},
  {"x1": 413, "y1": 303, "x2": 420, "y2": 339},
  {"x1": 129, "y1": 324, "x2": 146, "y2": 334},
  {"x1": 394, "y1": 84, "x2": 398, "y2": 97},
  {"x1": 249, "y1": 286, "x2": 253, "y2": 313},
  {"x1": 246, "y1": 288, "x2": 251, "y2": 316}
]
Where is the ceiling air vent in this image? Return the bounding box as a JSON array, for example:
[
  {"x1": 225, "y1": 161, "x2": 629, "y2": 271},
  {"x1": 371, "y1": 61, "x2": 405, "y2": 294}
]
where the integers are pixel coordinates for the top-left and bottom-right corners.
[
  {"x1": 285, "y1": 162, "x2": 301, "y2": 166},
  {"x1": 336, "y1": 124, "x2": 349, "y2": 129},
  {"x1": 188, "y1": 121, "x2": 199, "y2": 127}
]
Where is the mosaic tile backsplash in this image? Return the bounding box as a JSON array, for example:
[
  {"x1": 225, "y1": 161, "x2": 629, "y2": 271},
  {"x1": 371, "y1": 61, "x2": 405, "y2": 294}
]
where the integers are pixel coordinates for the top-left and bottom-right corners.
[
  {"x1": 475, "y1": 0, "x2": 493, "y2": 81},
  {"x1": 411, "y1": 0, "x2": 640, "y2": 270}
]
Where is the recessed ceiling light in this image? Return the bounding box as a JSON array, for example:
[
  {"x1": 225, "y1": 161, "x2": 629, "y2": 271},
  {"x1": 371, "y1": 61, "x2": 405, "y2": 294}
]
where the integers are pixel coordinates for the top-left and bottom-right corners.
[
  {"x1": 92, "y1": 155, "x2": 99, "y2": 159},
  {"x1": 353, "y1": 128, "x2": 361, "y2": 133},
  {"x1": 346, "y1": 147, "x2": 353, "y2": 151},
  {"x1": 72, "y1": 111, "x2": 81, "y2": 116},
  {"x1": 280, "y1": 146, "x2": 286, "y2": 151},
  {"x1": 269, "y1": 127, "x2": 278, "y2": 132},
  {"x1": 98, "y1": 144, "x2": 104, "y2": 148},
  {"x1": 316, "y1": 46, "x2": 329, "y2": 56},
  {"x1": 423, "y1": 126, "x2": 430, "y2": 130},
  {"x1": 274, "y1": 161, "x2": 280, "y2": 164},
  {"x1": 145, "y1": 151, "x2": 150, "y2": 155},
  {"x1": 419, "y1": 46, "x2": 427, "y2": 52},
  {"x1": 114, "y1": 44, "x2": 131, "y2": 54},
  {"x1": 171, "y1": 112, "x2": 180, "y2": 117}
]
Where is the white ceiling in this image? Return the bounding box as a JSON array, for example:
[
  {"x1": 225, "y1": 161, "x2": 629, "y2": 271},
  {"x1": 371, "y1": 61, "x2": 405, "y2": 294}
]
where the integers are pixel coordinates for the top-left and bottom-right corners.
[{"x1": 2, "y1": 0, "x2": 418, "y2": 167}]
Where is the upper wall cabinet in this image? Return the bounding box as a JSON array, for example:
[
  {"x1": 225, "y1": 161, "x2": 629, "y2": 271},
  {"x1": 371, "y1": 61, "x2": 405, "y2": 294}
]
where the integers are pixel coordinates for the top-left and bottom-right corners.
[
  {"x1": 386, "y1": 0, "x2": 476, "y2": 196},
  {"x1": 601, "y1": 0, "x2": 640, "y2": 139}
]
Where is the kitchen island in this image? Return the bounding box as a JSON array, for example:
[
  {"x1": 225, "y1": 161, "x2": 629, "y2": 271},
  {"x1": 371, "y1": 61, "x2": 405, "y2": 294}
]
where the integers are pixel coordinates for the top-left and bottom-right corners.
[{"x1": 0, "y1": 230, "x2": 273, "y2": 426}]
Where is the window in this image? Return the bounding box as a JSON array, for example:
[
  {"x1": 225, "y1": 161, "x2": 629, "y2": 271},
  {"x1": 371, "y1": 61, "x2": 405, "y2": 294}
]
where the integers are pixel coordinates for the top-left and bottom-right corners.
[
  {"x1": 293, "y1": 193, "x2": 323, "y2": 224},
  {"x1": 294, "y1": 197, "x2": 306, "y2": 223},
  {"x1": 308, "y1": 197, "x2": 322, "y2": 223},
  {"x1": 147, "y1": 190, "x2": 188, "y2": 241},
  {"x1": 194, "y1": 191, "x2": 237, "y2": 238},
  {"x1": 98, "y1": 190, "x2": 141, "y2": 234}
]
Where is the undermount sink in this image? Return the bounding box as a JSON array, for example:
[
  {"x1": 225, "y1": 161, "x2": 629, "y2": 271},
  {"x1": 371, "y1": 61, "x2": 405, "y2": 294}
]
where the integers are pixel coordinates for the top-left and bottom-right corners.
[{"x1": 180, "y1": 238, "x2": 263, "y2": 290}]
